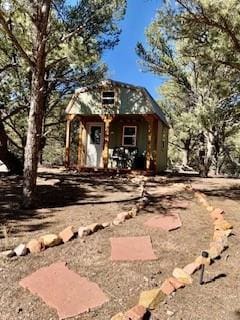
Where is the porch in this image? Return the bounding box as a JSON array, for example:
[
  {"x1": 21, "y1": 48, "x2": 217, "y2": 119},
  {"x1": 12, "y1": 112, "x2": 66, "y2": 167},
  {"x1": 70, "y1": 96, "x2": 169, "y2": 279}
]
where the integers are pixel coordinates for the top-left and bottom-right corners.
[{"x1": 65, "y1": 114, "x2": 158, "y2": 173}]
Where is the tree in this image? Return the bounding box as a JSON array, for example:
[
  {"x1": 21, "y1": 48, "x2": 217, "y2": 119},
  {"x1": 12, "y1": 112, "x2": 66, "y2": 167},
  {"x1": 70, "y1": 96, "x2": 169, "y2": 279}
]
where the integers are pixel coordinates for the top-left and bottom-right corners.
[
  {"x1": 169, "y1": 0, "x2": 240, "y2": 72},
  {"x1": 0, "y1": 0, "x2": 126, "y2": 207},
  {"x1": 136, "y1": 20, "x2": 205, "y2": 172},
  {"x1": 171, "y1": 0, "x2": 240, "y2": 174},
  {"x1": 158, "y1": 80, "x2": 199, "y2": 169},
  {"x1": 0, "y1": 31, "x2": 108, "y2": 168},
  {"x1": 0, "y1": 120, "x2": 23, "y2": 174},
  {"x1": 136, "y1": 1, "x2": 240, "y2": 176}
]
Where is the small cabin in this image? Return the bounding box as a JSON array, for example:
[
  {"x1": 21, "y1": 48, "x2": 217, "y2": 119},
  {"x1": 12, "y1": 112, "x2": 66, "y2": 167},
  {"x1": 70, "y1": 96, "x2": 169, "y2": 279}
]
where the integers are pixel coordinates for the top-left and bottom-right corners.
[{"x1": 65, "y1": 79, "x2": 169, "y2": 173}]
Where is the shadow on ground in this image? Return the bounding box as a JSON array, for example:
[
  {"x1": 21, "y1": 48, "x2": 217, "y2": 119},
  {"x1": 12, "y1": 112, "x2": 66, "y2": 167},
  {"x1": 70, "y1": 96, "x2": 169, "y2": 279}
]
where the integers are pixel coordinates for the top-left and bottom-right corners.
[
  {"x1": 0, "y1": 171, "x2": 139, "y2": 233},
  {"x1": 1, "y1": 170, "x2": 239, "y2": 239},
  {"x1": 203, "y1": 188, "x2": 240, "y2": 201}
]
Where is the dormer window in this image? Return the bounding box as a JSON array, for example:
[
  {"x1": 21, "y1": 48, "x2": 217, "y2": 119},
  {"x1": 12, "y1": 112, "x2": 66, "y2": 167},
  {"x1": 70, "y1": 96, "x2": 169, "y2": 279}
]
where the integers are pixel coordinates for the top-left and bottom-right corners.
[{"x1": 102, "y1": 91, "x2": 115, "y2": 105}]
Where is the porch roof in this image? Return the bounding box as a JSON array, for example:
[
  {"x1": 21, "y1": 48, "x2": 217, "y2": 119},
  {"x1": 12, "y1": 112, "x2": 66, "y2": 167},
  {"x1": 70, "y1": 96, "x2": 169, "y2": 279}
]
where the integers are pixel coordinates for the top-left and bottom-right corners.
[{"x1": 66, "y1": 79, "x2": 169, "y2": 127}]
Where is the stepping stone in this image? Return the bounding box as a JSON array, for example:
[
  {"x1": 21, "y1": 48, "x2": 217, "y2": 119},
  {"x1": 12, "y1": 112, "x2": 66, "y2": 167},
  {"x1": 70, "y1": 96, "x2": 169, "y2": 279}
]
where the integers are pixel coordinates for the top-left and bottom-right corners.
[
  {"x1": 20, "y1": 262, "x2": 108, "y2": 319},
  {"x1": 110, "y1": 236, "x2": 157, "y2": 261},
  {"x1": 144, "y1": 212, "x2": 182, "y2": 231}
]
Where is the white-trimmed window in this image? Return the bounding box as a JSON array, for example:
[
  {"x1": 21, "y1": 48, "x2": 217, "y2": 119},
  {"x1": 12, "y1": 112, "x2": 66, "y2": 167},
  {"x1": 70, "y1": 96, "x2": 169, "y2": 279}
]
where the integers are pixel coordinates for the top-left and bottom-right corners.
[
  {"x1": 122, "y1": 126, "x2": 137, "y2": 147},
  {"x1": 102, "y1": 91, "x2": 115, "y2": 105}
]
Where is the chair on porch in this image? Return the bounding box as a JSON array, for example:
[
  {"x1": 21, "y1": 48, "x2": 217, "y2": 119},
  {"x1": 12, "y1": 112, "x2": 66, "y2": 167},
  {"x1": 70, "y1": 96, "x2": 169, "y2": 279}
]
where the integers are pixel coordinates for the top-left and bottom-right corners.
[{"x1": 110, "y1": 147, "x2": 138, "y2": 169}]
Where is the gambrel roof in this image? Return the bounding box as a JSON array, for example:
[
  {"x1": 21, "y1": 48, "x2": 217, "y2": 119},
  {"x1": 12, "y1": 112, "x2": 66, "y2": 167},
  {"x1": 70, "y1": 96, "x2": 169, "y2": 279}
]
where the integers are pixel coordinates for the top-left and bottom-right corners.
[{"x1": 66, "y1": 79, "x2": 169, "y2": 127}]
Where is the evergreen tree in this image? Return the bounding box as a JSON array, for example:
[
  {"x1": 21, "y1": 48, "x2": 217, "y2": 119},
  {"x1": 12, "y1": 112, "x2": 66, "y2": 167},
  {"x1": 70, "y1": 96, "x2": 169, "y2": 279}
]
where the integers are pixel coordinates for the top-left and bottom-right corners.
[
  {"x1": 0, "y1": 0, "x2": 126, "y2": 207},
  {"x1": 136, "y1": 1, "x2": 240, "y2": 176}
]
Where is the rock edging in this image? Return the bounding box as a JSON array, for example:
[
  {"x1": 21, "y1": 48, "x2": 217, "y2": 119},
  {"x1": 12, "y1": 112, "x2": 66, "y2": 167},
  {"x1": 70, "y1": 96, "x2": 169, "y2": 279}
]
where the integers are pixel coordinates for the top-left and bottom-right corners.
[
  {"x1": 110, "y1": 186, "x2": 234, "y2": 319},
  {"x1": 1, "y1": 182, "x2": 149, "y2": 259}
]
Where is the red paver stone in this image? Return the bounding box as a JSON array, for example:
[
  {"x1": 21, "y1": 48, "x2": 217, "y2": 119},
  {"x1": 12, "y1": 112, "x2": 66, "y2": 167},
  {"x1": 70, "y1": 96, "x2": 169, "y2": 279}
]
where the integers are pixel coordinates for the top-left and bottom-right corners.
[
  {"x1": 144, "y1": 212, "x2": 182, "y2": 231},
  {"x1": 110, "y1": 236, "x2": 157, "y2": 261},
  {"x1": 19, "y1": 262, "x2": 108, "y2": 319}
]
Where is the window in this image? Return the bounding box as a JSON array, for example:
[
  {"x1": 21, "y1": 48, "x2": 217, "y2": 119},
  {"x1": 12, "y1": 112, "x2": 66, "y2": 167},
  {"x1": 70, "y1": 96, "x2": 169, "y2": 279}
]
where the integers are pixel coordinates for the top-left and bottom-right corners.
[
  {"x1": 122, "y1": 126, "x2": 137, "y2": 147},
  {"x1": 90, "y1": 126, "x2": 102, "y2": 145},
  {"x1": 102, "y1": 91, "x2": 115, "y2": 105}
]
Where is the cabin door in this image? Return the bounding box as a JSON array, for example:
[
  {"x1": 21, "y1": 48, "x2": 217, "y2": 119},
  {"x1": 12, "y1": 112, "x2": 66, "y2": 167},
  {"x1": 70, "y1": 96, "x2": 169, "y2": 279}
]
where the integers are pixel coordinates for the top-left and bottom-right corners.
[{"x1": 86, "y1": 123, "x2": 104, "y2": 168}]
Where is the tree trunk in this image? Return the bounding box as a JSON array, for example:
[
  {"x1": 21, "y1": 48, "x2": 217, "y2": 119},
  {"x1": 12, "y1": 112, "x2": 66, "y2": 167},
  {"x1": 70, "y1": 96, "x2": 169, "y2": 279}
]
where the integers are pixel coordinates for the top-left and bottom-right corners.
[
  {"x1": 22, "y1": 70, "x2": 45, "y2": 207},
  {"x1": 181, "y1": 138, "x2": 191, "y2": 168},
  {"x1": 182, "y1": 148, "x2": 191, "y2": 167},
  {"x1": 215, "y1": 161, "x2": 222, "y2": 176},
  {"x1": 22, "y1": 1, "x2": 51, "y2": 208},
  {"x1": 0, "y1": 121, "x2": 23, "y2": 174},
  {"x1": 39, "y1": 78, "x2": 49, "y2": 165},
  {"x1": 199, "y1": 132, "x2": 214, "y2": 177}
]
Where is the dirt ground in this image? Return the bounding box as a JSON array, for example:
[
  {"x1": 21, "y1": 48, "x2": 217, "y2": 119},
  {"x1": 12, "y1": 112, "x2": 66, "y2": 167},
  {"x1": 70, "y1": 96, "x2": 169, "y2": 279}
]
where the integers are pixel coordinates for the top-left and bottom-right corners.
[{"x1": 0, "y1": 168, "x2": 240, "y2": 320}]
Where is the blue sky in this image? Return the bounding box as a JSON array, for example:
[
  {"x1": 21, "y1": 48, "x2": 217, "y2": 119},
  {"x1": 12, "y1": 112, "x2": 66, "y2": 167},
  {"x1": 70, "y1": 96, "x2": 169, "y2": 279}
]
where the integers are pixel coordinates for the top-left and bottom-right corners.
[
  {"x1": 68, "y1": 0, "x2": 165, "y2": 98},
  {"x1": 104, "y1": 0, "x2": 164, "y2": 98}
]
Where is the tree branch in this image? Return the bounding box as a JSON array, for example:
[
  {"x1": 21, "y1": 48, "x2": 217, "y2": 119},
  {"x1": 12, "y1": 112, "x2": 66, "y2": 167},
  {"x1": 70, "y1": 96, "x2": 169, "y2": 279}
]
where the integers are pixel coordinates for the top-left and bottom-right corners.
[
  {"x1": 0, "y1": 63, "x2": 17, "y2": 74},
  {"x1": 0, "y1": 10, "x2": 35, "y2": 68},
  {"x1": 7, "y1": 135, "x2": 23, "y2": 150},
  {"x1": 2, "y1": 105, "x2": 29, "y2": 122},
  {"x1": 5, "y1": 119, "x2": 24, "y2": 142},
  {"x1": 47, "y1": 25, "x2": 83, "y2": 54},
  {"x1": 45, "y1": 120, "x2": 64, "y2": 127},
  {"x1": 177, "y1": 1, "x2": 240, "y2": 54},
  {"x1": 46, "y1": 57, "x2": 67, "y2": 70}
]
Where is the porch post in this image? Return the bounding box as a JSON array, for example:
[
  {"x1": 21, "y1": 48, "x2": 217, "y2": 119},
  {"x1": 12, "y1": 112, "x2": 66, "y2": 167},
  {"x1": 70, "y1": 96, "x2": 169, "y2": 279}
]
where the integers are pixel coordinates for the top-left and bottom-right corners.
[
  {"x1": 145, "y1": 115, "x2": 154, "y2": 171},
  {"x1": 152, "y1": 120, "x2": 158, "y2": 172},
  {"x1": 65, "y1": 117, "x2": 71, "y2": 167},
  {"x1": 77, "y1": 118, "x2": 83, "y2": 169},
  {"x1": 102, "y1": 115, "x2": 113, "y2": 169},
  {"x1": 65, "y1": 114, "x2": 75, "y2": 168}
]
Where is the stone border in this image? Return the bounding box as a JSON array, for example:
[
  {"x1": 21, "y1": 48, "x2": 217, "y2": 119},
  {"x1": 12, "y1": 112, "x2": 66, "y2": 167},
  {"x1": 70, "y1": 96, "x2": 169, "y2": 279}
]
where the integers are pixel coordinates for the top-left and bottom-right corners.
[
  {"x1": 0, "y1": 180, "x2": 148, "y2": 258},
  {"x1": 110, "y1": 185, "x2": 234, "y2": 319},
  {"x1": 1, "y1": 179, "x2": 233, "y2": 320}
]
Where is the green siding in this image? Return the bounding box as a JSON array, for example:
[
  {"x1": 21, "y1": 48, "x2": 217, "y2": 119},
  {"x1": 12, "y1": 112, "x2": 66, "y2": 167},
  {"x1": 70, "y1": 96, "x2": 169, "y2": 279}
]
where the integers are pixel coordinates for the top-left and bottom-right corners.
[
  {"x1": 70, "y1": 90, "x2": 102, "y2": 114},
  {"x1": 119, "y1": 87, "x2": 150, "y2": 114},
  {"x1": 137, "y1": 121, "x2": 148, "y2": 155},
  {"x1": 69, "y1": 87, "x2": 152, "y2": 115},
  {"x1": 109, "y1": 121, "x2": 121, "y2": 148},
  {"x1": 67, "y1": 83, "x2": 169, "y2": 172},
  {"x1": 109, "y1": 119, "x2": 148, "y2": 155}
]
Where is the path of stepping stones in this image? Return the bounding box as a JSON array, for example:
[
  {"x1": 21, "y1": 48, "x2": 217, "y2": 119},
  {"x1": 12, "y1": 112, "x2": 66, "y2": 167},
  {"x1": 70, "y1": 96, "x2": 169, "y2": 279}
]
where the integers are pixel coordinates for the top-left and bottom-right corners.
[
  {"x1": 2, "y1": 179, "x2": 233, "y2": 319},
  {"x1": 144, "y1": 211, "x2": 182, "y2": 231},
  {"x1": 110, "y1": 186, "x2": 233, "y2": 319},
  {"x1": 110, "y1": 236, "x2": 157, "y2": 261}
]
